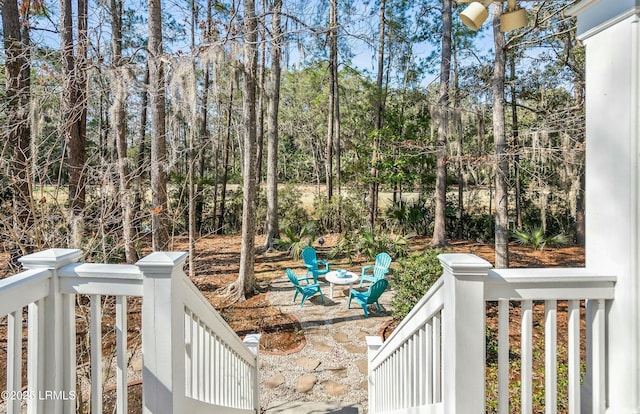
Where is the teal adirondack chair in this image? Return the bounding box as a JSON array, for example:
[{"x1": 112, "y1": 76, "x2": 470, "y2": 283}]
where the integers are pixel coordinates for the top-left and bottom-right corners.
[
  {"x1": 286, "y1": 268, "x2": 325, "y2": 307},
  {"x1": 360, "y1": 252, "x2": 392, "y2": 287},
  {"x1": 348, "y1": 278, "x2": 389, "y2": 318},
  {"x1": 302, "y1": 246, "x2": 330, "y2": 284}
]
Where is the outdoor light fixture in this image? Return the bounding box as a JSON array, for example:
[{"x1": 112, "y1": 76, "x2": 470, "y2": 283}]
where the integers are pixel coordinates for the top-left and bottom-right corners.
[
  {"x1": 460, "y1": 0, "x2": 492, "y2": 31},
  {"x1": 458, "y1": 0, "x2": 528, "y2": 32},
  {"x1": 500, "y1": 0, "x2": 527, "y2": 31}
]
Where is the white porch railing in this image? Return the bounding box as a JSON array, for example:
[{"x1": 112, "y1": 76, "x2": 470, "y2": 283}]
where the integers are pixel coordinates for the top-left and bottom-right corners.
[
  {"x1": 367, "y1": 253, "x2": 616, "y2": 414},
  {"x1": 0, "y1": 249, "x2": 260, "y2": 414}
]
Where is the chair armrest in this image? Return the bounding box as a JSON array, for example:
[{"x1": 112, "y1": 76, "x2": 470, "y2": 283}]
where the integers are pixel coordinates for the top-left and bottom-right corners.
[
  {"x1": 317, "y1": 260, "x2": 330, "y2": 270},
  {"x1": 350, "y1": 290, "x2": 367, "y2": 300},
  {"x1": 309, "y1": 283, "x2": 321, "y2": 289},
  {"x1": 304, "y1": 264, "x2": 314, "y2": 270},
  {"x1": 361, "y1": 265, "x2": 374, "y2": 276}
]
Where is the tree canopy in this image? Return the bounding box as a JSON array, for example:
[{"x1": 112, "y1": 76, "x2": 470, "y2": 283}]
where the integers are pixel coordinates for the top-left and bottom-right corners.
[{"x1": 0, "y1": 0, "x2": 584, "y2": 275}]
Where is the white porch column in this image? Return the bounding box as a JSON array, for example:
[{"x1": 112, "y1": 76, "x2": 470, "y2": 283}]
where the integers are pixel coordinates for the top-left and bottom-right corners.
[
  {"x1": 438, "y1": 253, "x2": 492, "y2": 413},
  {"x1": 137, "y1": 251, "x2": 188, "y2": 414},
  {"x1": 19, "y1": 249, "x2": 82, "y2": 414},
  {"x1": 570, "y1": 1, "x2": 640, "y2": 413}
]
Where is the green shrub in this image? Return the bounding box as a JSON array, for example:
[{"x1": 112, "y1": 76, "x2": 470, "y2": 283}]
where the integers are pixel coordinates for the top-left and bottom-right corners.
[
  {"x1": 453, "y1": 212, "x2": 495, "y2": 243},
  {"x1": 220, "y1": 189, "x2": 245, "y2": 233},
  {"x1": 255, "y1": 185, "x2": 310, "y2": 235},
  {"x1": 391, "y1": 249, "x2": 445, "y2": 319},
  {"x1": 313, "y1": 194, "x2": 367, "y2": 233},
  {"x1": 329, "y1": 228, "x2": 408, "y2": 262},
  {"x1": 278, "y1": 186, "x2": 310, "y2": 232},
  {"x1": 357, "y1": 229, "x2": 408, "y2": 260},
  {"x1": 328, "y1": 233, "x2": 357, "y2": 263},
  {"x1": 512, "y1": 227, "x2": 569, "y2": 250},
  {"x1": 384, "y1": 199, "x2": 433, "y2": 236},
  {"x1": 274, "y1": 222, "x2": 318, "y2": 259}
]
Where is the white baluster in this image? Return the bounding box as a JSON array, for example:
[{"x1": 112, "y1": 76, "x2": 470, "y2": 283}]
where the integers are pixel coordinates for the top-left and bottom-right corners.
[
  {"x1": 568, "y1": 300, "x2": 580, "y2": 414},
  {"x1": 521, "y1": 300, "x2": 533, "y2": 414},
  {"x1": 116, "y1": 295, "x2": 128, "y2": 414},
  {"x1": 498, "y1": 299, "x2": 509, "y2": 414}
]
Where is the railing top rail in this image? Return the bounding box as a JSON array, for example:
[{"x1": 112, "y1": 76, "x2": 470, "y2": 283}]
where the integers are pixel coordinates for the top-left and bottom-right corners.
[
  {"x1": 486, "y1": 267, "x2": 616, "y2": 301},
  {"x1": 488, "y1": 267, "x2": 616, "y2": 283},
  {"x1": 0, "y1": 268, "x2": 52, "y2": 316},
  {"x1": 59, "y1": 263, "x2": 143, "y2": 280},
  {"x1": 58, "y1": 263, "x2": 144, "y2": 296}
]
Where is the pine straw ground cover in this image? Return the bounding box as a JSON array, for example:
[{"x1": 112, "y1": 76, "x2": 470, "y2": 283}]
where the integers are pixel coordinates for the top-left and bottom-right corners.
[{"x1": 0, "y1": 235, "x2": 584, "y2": 412}]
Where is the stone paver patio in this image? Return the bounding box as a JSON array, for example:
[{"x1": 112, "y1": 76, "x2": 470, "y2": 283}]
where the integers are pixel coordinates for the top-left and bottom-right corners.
[{"x1": 260, "y1": 272, "x2": 394, "y2": 413}]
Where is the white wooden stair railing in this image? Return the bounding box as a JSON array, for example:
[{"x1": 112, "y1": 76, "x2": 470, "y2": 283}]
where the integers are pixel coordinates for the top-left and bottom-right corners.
[
  {"x1": 366, "y1": 253, "x2": 616, "y2": 414},
  {"x1": 0, "y1": 248, "x2": 260, "y2": 414}
]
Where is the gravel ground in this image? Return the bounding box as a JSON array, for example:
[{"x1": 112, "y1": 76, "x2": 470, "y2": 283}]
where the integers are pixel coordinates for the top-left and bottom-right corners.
[{"x1": 259, "y1": 273, "x2": 394, "y2": 412}]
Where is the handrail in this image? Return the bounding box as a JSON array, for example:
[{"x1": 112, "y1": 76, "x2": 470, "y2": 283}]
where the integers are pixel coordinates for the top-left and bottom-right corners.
[
  {"x1": 368, "y1": 254, "x2": 616, "y2": 414},
  {"x1": 59, "y1": 262, "x2": 144, "y2": 296},
  {"x1": 0, "y1": 268, "x2": 51, "y2": 316},
  {"x1": 181, "y1": 275, "x2": 257, "y2": 364},
  {"x1": 369, "y1": 276, "x2": 444, "y2": 370},
  {"x1": 486, "y1": 267, "x2": 616, "y2": 300},
  {"x1": 0, "y1": 249, "x2": 260, "y2": 414}
]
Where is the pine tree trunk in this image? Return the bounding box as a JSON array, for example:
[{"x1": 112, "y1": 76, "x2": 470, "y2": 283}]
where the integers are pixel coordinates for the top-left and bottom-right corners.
[
  {"x1": 195, "y1": 0, "x2": 213, "y2": 235},
  {"x1": 134, "y1": 65, "x2": 149, "y2": 236},
  {"x1": 148, "y1": 0, "x2": 169, "y2": 250},
  {"x1": 255, "y1": 0, "x2": 267, "y2": 183},
  {"x1": 333, "y1": 21, "x2": 342, "y2": 233},
  {"x1": 61, "y1": 0, "x2": 87, "y2": 248},
  {"x1": 453, "y1": 49, "x2": 464, "y2": 240},
  {"x1": 3, "y1": 0, "x2": 33, "y2": 257},
  {"x1": 325, "y1": 0, "x2": 338, "y2": 204},
  {"x1": 187, "y1": 0, "x2": 198, "y2": 277},
  {"x1": 196, "y1": 64, "x2": 210, "y2": 234},
  {"x1": 574, "y1": 80, "x2": 585, "y2": 246},
  {"x1": 235, "y1": 0, "x2": 259, "y2": 299},
  {"x1": 111, "y1": 0, "x2": 137, "y2": 263},
  {"x1": 492, "y1": 2, "x2": 509, "y2": 268},
  {"x1": 369, "y1": 0, "x2": 386, "y2": 229},
  {"x1": 510, "y1": 54, "x2": 522, "y2": 230},
  {"x1": 576, "y1": 172, "x2": 585, "y2": 246},
  {"x1": 326, "y1": 91, "x2": 334, "y2": 202},
  {"x1": 218, "y1": 79, "x2": 234, "y2": 234},
  {"x1": 431, "y1": 0, "x2": 452, "y2": 247},
  {"x1": 264, "y1": 0, "x2": 282, "y2": 249}
]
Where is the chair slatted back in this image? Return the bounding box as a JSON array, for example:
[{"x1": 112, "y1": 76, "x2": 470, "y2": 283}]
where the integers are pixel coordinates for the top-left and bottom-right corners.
[
  {"x1": 286, "y1": 268, "x2": 301, "y2": 287},
  {"x1": 302, "y1": 247, "x2": 319, "y2": 270},
  {"x1": 366, "y1": 279, "x2": 389, "y2": 304}
]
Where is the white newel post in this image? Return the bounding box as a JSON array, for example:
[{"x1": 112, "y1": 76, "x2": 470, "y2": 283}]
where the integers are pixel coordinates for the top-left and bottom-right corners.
[
  {"x1": 365, "y1": 335, "x2": 383, "y2": 413},
  {"x1": 243, "y1": 333, "x2": 262, "y2": 412},
  {"x1": 137, "y1": 252, "x2": 188, "y2": 414},
  {"x1": 438, "y1": 254, "x2": 492, "y2": 414},
  {"x1": 19, "y1": 248, "x2": 82, "y2": 414}
]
